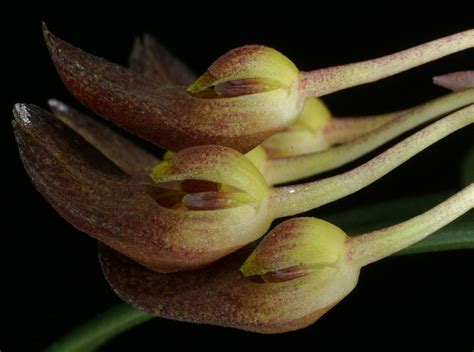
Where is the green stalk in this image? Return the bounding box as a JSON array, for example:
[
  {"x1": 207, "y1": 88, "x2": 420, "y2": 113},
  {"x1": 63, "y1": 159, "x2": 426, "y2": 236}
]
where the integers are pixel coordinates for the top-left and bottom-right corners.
[
  {"x1": 347, "y1": 184, "x2": 473, "y2": 267},
  {"x1": 46, "y1": 303, "x2": 152, "y2": 352}
]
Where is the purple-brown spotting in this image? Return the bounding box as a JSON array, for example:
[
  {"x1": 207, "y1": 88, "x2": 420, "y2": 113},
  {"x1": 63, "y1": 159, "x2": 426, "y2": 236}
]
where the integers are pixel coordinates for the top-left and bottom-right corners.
[
  {"x1": 100, "y1": 244, "x2": 340, "y2": 334},
  {"x1": 12, "y1": 104, "x2": 256, "y2": 272},
  {"x1": 43, "y1": 26, "x2": 288, "y2": 153}
]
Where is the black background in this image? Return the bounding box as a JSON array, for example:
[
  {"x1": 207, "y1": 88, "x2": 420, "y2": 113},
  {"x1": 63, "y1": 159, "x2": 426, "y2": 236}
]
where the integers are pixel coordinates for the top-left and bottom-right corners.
[{"x1": 2, "y1": 7, "x2": 473, "y2": 351}]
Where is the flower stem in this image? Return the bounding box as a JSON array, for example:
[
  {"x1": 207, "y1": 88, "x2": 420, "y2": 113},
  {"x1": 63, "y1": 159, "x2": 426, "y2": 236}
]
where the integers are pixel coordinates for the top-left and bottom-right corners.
[
  {"x1": 347, "y1": 184, "x2": 474, "y2": 267},
  {"x1": 46, "y1": 303, "x2": 152, "y2": 352},
  {"x1": 322, "y1": 112, "x2": 402, "y2": 145},
  {"x1": 300, "y1": 29, "x2": 474, "y2": 98},
  {"x1": 265, "y1": 89, "x2": 474, "y2": 184},
  {"x1": 269, "y1": 104, "x2": 474, "y2": 217},
  {"x1": 325, "y1": 190, "x2": 474, "y2": 255}
]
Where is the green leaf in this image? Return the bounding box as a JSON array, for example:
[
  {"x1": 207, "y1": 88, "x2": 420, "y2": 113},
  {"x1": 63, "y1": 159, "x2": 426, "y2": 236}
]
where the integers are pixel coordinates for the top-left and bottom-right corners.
[
  {"x1": 46, "y1": 304, "x2": 151, "y2": 352},
  {"x1": 325, "y1": 191, "x2": 474, "y2": 255}
]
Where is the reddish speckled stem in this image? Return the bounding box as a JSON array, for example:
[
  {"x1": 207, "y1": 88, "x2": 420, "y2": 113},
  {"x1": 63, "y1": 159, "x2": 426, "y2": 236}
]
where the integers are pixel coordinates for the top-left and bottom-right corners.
[
  {"x1": 300, "y1": 30, "x2": 474, "y2": 98},
  {"x1": 347, "y1": 184, "x2": 474, "y2": 267},
  {"x1": 265, "y1": 89, "x2": 474, "y2": 185},
  {"x1": 322, "y1": 112, "x2": 403, "y2": 145},
  {"x1": 269, "y1": 104, "x2": 474, "y2": 218}
]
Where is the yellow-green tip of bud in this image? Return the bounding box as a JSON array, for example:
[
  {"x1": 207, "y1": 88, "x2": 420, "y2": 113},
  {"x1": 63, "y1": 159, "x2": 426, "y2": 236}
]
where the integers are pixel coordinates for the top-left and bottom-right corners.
[
  {"x1": 150, "y1": 145, "x2": 269, "y2": 205},
  {"x1": 258, "y1": 98, "x2": 332, "y2": 158},
  {"x1": 293, "y1": 98, "x2": 332, "y2": 132},
  {"x1": 240, "y1": 218, "x2": 347, "y2": 282},
  {"x1": 188, "y1": 45, "x2": 299, "y2": 97}
]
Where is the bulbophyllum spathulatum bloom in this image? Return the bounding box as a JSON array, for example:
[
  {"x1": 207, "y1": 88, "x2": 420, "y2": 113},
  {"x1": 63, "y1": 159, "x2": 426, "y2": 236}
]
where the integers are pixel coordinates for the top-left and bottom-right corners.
[
  {"x1": 13, "y1": 25, "x2": 474, "y2": 334},
  {"x1": 100, "y1": 184, "x2": 473, "y2": 333},
  {"x1": 14, "y1": 103, "x2": 474, "y2": 272},
  {"x1": 43, "y1": 24, "x2": 474, "y2": 153}
]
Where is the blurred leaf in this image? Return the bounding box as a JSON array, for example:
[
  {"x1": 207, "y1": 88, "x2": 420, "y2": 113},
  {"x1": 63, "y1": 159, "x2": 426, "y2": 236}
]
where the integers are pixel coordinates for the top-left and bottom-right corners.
[{"x1": 326, "y1": 191, "x2": 474, "y2": 255}]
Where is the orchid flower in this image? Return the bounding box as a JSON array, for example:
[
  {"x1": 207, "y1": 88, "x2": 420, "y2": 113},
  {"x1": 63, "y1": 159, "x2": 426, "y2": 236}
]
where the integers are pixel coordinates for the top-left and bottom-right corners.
[
  {"x1": 99, "y1": 184, "x2": 473, "y2": 333},
  {"x1": 13, "y1": 102, "x2": 473, "y2": 272},
  {"x1": 44, "y1": 29, "x2": 474, "y2": 183},
  {"x1": 44, "y1": 24, "x2": 474, "y2": 153},
  {"x1": 129, "y1": 33, "x2": 408, "y2": 158},
  {"x1": 13, "y1": 26, "x2": 474, "y2": 349}
]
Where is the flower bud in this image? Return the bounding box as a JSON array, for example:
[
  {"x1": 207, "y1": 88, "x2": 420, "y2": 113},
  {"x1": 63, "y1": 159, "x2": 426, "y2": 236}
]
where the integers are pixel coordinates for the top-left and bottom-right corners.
[
  {"x1": 240, "y1": 218, "x2": 347, "y2": 282},
  {"x1": 258, "y1": 98, "x2": 332, "y2": 158},
  {"x1": 433, "y1": 70, "x2": 474, "y2": 91},
  {"x1": 188, "y1": 45, "x2": 299, "y2": 97}
]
